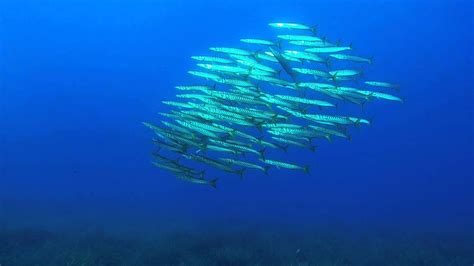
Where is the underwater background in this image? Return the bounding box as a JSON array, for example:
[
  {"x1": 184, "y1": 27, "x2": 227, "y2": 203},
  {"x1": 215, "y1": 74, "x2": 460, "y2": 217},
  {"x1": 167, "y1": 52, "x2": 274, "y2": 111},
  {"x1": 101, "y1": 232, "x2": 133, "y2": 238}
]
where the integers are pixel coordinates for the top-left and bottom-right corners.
[{"x1": 1, "y1": 0, "x2": 473, "y2": 265}]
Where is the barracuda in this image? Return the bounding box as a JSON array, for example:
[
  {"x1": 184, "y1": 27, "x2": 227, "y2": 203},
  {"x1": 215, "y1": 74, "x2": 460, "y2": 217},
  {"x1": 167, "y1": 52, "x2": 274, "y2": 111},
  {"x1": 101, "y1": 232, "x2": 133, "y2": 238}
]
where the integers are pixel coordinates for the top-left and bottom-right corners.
[
  {"x1": 230, "y1": 86, "x2": 262, "y2": 97},
  {"x1": 175, "y1": 173, "x2": 218, "y2": 188},
  {"x1": 275, "y1": 94, "x2": 335, "y2": 107},
  {"x1": 264, "y1": 51, "x2": 302, "y2": 63},
  {"x1": 187, "y1": 71, "x2": 221, "y2": 80},
  {"x1": 209, "y1": 47, "x2": 253, "y2": 56},
  {"x1": 289, "y1": 40, "x2": 328, "y2": 47},
  {"x1": 364, "y1": 81, "x2": 399, "y2": 90},
  {"x1": 249, "y1": 74, "x2": 295, "y2": 87},
  {"x1": 209, "y1": 112, "x2": 256, "y2": 127},
  {"x1": 329, "y1": 54, "x2": 372, "y2": 64},
  {"x1": 269, "y1": 22, "x2": 314, "y2": 32},
  {"x1": 209, "y1": 139, "x2": 264, "y2": 158},
  {"x1": 162, "y1": 101, "x2": 194, "y2": 109},
  {"x1": 220, "y1": 158, "x2": 270, "y2": 174},
  {"x1": 187, "y1": 103, "x2": 247, "y2": 120},
  {"x1": 175, "y1": 120, "x2": 220, "y2": 138},
  {"x1": 204, "y1": 91, "x2": 265, "y2": 106},
  {"x1": 161, "y1": 121, "x2": 194, "y2": 135},
  {"x1": 180, "y1": 120, "x2": 234, "y2": 135},
  {"x1": 205, "y1": 144, "x2": 244, "y2": 155},
  {"x1": 221, "y1": 105, "x2": 274, "y2": 120},
  {"x1": 278, "y1": 35, "x2": 322, "y2": 42},
  {"x1": 182, "y1": 153, "x2": 244, "y2": 177},
  {"x1": 152, "y1": 139, "x2": 187, "y2": 153},
  {"x1": 213, "y1": 78, "x2": 255, "y2": 87},
  {"x1": 255, "y1": 52, "x2": 279, "y2": 63},
  {"x1": 303, "y1": 114, "x2": 359, "y2": 126},
  {"x1": 260, "y1": 158, "x2": 309, "y2": 173},
  {"x1": 268, "y1": 127, "x2": 329, "y2": 139},
  {"x1": 262, "y1": 123, "x2": 303, "y2": 129},
  {"x1": 284, "y1": 50, "x2": 328, "y2": 64},
  {"x1": 329, "y1": 69, "x2": 363, "y2": 78},
  {"x1": 308, "y1": 125, "x2": 349, "y2": 139},
  {"x1": 178, "y1": 110, "x2": 215, "y2": 121},
  {"x1": 175, "y1": 85, "x2": 214, "y2": 93},
  {"x1": 271, "y1": 136, "x2": 316, "y2": 152},
  {"x1": 297, "y1": 82, "x2": 337, "y2": 90},
  {"x1": 145, "y1": 21, "x2": 400, "y2": 186},
  {"x1": 145, "y1": 124, "x2": 205, "y2": 149},
  {"x1": 176, "y1": 93, "x2": 215, "y2": 101},
  {"x1": 237, "y1": 60, "x2": 279, "y2": 74},
  {"x1": 197, "y1": 63, "x2": 250, "y2": 75},
  {"x1": 305, "y1": 46, "x2": 351, "y2": 53},
  {"x1": 240, "y1": 38, "x2": 276, "y2": 46},
  {"x1": 191, "y1": 56, "x2": 233, "y2": 64},
  {"x1": 292, "y1": 68, "x2": 332, "y2": 78}
]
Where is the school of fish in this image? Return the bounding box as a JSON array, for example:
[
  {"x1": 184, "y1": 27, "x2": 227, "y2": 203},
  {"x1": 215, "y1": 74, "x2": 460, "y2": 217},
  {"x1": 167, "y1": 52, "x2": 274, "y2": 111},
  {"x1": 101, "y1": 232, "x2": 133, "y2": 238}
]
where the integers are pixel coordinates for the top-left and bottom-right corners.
[{"x1": 144, "y1": 22, "x2": 402, "y2": 188}]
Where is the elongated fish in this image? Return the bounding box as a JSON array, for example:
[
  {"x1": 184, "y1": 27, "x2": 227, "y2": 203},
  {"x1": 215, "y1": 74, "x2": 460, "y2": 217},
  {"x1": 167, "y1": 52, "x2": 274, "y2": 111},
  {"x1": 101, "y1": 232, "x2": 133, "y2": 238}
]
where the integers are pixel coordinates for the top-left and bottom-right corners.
[
  {"x1": 191, "y1": 56, "x2": 233, "y2": 64},
  {"x1": 260, "y1": 158, "x2": 309, "y2": 173},
  {"x1": 220, "y1": 158, "x2": 270, "y2": 174},
  {"x1": 269, "y1": 22, "x2": 315, "y2": 32},
  {"x1": 269, "y1": 46, "x2": 296, "y2": 80},
  {"x1": 175, "y1": 173, "x2": 218, "y2": 188},
  {"x1": 278, "y1": 35, "x2": 322, "y2": 42},
  {"x1": 209, "y1": 47, "x2": 253, "y2": 56},
  {"x1": 329, "y1": 54, "x2": 372, "y2": 64},
  {"x1": 240, "y1": 38, "x2": 277, "y2": 46},
  {"x1": 365, "y1": 81, "x2": 399, "y2": 90}
]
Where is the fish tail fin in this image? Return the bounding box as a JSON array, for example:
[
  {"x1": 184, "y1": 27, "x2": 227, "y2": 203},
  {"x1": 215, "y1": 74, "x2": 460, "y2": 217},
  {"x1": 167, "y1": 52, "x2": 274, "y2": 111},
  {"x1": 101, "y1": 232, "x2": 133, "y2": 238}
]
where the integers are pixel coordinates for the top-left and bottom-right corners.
[
  {"x1": 209, "y1": 178, "x2": 218, "y2": 189},
  {"x1": 255, "y1": 120, "x2": 265, "y2": 132},
  {"x1": 311, "y1": 25, "x2": 317, "y2": 35},
  {"x1": 252, "y1": 50, "x2": 261, "y2": 60},
  {"x1": 325, "y1": 135, "x2": 332, "y2": 143},
  {"x1": 369, "y1": 56, "x2": 374, "y2": 64},
  {"x1": 263, "y1": 166, "x2": 271, "y2": 175},
  {"x1": 271, "y1": 113, "x2": 279, "y2": 122},
  {"x1": 236, "y1": 169, "x2": 245, "y2": 179},
  {"x1": 142, "y1": 121, "x2": 152, "y2": 128},
  {"x1": 325, "y1": 58, "x2": 331, "y2": 68},
  {"x1": 281, "y1": 144, "x2": 289, "y2": 153},
  {"x1": 303, "y1": 165, "x2": 310, "y2": 174},
  {"x1": 368, "y1": 117, "x2": 374, "y2": 126},
  {"x1": 309, "y1": 145, "x2": 317, "y2": 152},
  {"x1": 258, "y1": 148, "x2": 266, "y2": 159}
]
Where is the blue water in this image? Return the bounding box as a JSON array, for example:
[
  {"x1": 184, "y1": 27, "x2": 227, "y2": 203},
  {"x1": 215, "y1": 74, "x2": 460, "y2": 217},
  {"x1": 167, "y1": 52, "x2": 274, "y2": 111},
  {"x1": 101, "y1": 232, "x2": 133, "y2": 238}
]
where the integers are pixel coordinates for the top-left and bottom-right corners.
[{"x1": 1, "y1": 0, "x2": 473, "y2": 265}]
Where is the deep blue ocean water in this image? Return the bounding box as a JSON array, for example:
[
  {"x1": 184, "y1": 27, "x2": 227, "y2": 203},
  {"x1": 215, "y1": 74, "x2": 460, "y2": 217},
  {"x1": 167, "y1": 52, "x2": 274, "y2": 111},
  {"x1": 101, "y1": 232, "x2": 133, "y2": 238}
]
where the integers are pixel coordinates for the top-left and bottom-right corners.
[{"x1": 1, "y1": 0, "x2": 473, "y2": 265}]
